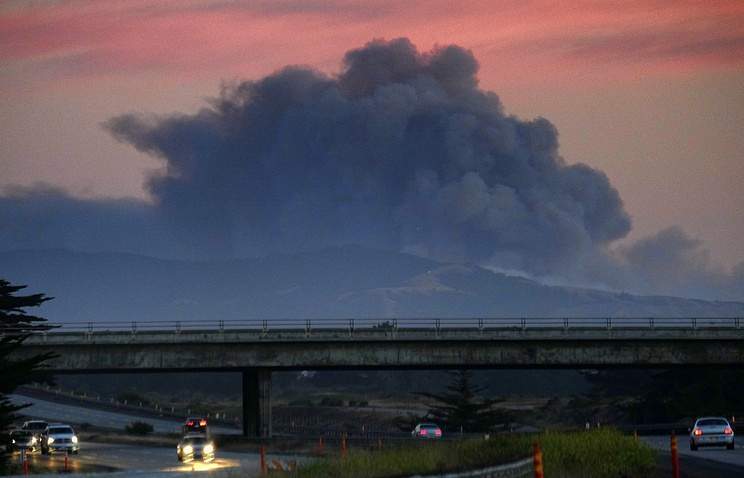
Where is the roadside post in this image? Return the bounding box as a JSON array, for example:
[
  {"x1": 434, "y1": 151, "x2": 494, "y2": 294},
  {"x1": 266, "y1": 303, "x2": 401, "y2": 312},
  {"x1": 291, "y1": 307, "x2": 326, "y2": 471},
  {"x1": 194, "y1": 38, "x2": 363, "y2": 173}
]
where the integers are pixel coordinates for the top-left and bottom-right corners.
[
  {"x1": 64, "y1": 449, "x2": 69, "y2": 473},
  {"x1": 20, "y1": 449, "x2": 28, "y2": 476},
  {"x1": 532, "y1": 442, "x2": 544, "y2": 478},
  {"x1": 316, "y1": 436, "x2": 324, "y2": 455},
  {"x1": 341, "y1": 432, "x2": 348, "y2": 459},
  {"x1": 670, "y1": 431, "x2": 680, "y2": 478},
  {"x1": 259, "y1": 445, "x2": 267, "y2": 475}
]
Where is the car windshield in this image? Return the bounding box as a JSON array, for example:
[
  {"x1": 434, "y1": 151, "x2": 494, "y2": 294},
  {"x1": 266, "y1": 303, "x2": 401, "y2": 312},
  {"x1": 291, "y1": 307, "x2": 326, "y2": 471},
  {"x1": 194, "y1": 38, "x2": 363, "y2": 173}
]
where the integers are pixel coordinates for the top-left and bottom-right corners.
[
  {"x1": 697, "y1": 419, "x2": 728, "y2": 427},
  {"x1": 183, "y1": 437, "x2": 207, "y2": 445},
  {"x1": 48, "y1": 427, "x2": 74, "y2": 434},
  {"x1": 25, "y1": 423, "x2": 47, "y2": 430}
]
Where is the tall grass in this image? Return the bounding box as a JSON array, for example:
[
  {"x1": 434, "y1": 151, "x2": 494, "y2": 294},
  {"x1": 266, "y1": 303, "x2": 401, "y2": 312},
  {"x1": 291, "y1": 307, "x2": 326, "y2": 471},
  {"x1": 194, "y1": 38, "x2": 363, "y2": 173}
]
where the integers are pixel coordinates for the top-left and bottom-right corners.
[{"x1": 293, "y1": 429, "x2": 655, "y2": 478}]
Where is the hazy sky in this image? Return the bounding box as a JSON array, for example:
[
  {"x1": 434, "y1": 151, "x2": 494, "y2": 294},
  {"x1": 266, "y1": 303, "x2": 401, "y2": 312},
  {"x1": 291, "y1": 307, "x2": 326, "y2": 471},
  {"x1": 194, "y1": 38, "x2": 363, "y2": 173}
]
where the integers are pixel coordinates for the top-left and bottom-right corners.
[{"x1": 1, "y1": 0, "x2": 743, "y2": 267}]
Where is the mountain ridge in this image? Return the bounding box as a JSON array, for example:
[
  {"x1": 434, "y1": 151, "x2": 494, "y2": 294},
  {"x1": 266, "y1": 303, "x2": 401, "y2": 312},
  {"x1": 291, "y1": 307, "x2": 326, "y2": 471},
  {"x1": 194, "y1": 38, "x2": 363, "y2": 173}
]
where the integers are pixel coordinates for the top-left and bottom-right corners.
[{"x1": 2, "y1": 246, "x2": 743, "y2": 322}]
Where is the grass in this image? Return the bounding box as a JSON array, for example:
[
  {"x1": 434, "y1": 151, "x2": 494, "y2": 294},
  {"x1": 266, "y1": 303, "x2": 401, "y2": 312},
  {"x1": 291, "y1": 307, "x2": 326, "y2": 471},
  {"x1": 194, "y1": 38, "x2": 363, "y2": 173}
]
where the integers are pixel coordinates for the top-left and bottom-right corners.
[{"x1": 292, "y1": 429, "x2": 655, "y2": 478}]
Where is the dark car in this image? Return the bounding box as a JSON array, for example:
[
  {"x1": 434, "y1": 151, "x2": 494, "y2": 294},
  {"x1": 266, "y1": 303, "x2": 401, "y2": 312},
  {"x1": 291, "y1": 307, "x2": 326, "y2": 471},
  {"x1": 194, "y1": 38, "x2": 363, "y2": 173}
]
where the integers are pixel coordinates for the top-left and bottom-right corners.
[
  {"x1": 7, "y1": 430, "x2": 39, "y2": 454},
  {"x1": 177, "y1": 434, "x2": 215, "y2": 463}
]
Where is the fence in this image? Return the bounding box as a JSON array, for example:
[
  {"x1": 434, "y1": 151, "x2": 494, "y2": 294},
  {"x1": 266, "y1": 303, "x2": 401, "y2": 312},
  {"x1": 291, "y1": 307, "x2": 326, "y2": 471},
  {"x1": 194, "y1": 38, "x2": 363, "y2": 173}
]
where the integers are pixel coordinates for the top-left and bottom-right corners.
[
  {"x1": 10, "y1": 316, "x2": 744, "y2": 336},
  {"x1": 408, "y1": 457, "x2": 534, "y2": 478}
]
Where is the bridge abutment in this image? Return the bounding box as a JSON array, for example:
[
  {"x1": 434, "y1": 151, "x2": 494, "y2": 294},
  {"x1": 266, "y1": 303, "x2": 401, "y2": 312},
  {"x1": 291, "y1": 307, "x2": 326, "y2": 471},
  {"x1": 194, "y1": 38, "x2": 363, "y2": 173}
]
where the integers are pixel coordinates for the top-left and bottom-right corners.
[{"x1": 242, "y1": 368, "x2": 272, "y2": 437}]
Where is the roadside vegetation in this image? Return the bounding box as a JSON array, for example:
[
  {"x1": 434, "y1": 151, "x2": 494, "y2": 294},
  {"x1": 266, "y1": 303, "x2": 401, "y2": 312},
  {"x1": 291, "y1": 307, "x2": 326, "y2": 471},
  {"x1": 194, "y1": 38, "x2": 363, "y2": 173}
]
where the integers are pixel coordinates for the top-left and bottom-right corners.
[{"x1": 294, "y1": 428, "x2": 654, "y2": 478}]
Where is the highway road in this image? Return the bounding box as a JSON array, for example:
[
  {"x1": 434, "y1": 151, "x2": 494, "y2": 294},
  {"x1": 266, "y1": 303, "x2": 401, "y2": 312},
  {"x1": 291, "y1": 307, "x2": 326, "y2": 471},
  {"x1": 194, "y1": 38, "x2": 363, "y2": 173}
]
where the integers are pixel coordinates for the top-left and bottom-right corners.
[
  {"x1": 6, "y1": 441, "x2": 301, "y2": 477},
  {"x1": 643, "y1": 435, "x2": 744, "y2": 469},
  {"x1": 9, "y1": 394, "x2": 239, "y2": 434}
]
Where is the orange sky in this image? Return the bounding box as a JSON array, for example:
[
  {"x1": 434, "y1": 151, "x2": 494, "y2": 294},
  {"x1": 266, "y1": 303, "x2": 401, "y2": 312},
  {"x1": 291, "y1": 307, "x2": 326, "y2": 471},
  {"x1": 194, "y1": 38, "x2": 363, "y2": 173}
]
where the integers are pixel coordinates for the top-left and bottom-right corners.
[{"x1": 1, "y1": 0, "x2": 743, "y2": 265}]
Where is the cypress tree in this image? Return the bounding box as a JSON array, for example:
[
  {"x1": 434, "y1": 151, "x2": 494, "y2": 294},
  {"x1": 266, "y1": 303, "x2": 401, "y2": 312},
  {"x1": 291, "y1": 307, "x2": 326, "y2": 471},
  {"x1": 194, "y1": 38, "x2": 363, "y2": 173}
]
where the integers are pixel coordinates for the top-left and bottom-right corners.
[
  {"x1": 0, "y1": 279, "x2": 55, "y2": 468},
  {"x1": 417, "y1": 369, "x2": 509, "y2": 433}
]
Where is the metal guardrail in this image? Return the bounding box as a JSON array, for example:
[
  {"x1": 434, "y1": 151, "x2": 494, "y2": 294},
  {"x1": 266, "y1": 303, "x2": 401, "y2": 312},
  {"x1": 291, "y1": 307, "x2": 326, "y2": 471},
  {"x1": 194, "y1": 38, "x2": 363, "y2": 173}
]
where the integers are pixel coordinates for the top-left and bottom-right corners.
[{"x1": 4, "y1": 317, "x2": 741, "y2": 335}]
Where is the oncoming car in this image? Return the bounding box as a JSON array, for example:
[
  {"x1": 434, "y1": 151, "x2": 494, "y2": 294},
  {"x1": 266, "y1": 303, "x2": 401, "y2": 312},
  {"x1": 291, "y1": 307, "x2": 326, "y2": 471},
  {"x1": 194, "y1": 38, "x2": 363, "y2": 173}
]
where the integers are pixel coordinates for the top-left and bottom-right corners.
[
  {"x1": 41, "y1": 424, "x2": 79, "y2": 455},
  {"x1": 177, "y1": 434, "x2": 215, "y2": 463},
  {"x1": 689, "y1": 417, "x2": 735, "y2": 450},
  {"x1": 21, "y1": 420, "x2": 48, "y2": 441},
  {"x1": 412, "y1": 423, "x2": 442, "y2": 439},
  {"x1": 8, "y1": 430, "x2": 39, "y2": 454}
]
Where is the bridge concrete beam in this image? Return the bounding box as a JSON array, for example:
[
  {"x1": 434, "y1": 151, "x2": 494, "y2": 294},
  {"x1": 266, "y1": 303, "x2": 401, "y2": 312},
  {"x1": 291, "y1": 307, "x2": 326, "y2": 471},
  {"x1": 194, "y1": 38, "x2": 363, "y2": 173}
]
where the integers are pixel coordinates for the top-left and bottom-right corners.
[
  {"x1": 13, "y1": 338, "x2": 744, "y2": 372},
  {"x1": 242, "y1": 369, "x2": 271, "y2": 438}
]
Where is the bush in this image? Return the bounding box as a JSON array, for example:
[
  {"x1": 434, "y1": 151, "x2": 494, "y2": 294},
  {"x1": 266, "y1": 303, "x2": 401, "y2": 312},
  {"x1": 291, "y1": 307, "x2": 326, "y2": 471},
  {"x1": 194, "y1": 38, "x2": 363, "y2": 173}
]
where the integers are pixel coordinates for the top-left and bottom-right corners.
[
  {"x1": 288, "y1": 399, "x2": 315, "y2": 407},
  {"x1": 125, "y1": 421, "x2": 154, "y2": 435},
  {"x1": 319, "y1": 397, "x2": 344, "y2": 407}
]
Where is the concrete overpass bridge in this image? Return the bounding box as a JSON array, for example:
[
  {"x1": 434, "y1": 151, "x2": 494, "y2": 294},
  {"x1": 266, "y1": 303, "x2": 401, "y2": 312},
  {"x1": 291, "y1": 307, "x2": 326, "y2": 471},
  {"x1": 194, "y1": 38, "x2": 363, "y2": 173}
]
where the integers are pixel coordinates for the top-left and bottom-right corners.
[{"x1": 10, "y1": 317, "x2": 744, "y2": 437}]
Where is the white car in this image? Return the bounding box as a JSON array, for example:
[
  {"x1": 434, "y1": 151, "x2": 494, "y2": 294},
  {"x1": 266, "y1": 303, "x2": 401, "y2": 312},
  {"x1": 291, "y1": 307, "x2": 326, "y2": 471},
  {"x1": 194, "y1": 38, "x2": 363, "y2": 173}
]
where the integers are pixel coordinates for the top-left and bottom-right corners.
[
  {"x1": 689, "y1": 417, "x2": 735, "y2": 450},
  {"x1": 412, "y1": 423, "x2": 443, "y2": 439},
  {"x1": 41, "y1": 424, "x2": 80, "y2": 455}
]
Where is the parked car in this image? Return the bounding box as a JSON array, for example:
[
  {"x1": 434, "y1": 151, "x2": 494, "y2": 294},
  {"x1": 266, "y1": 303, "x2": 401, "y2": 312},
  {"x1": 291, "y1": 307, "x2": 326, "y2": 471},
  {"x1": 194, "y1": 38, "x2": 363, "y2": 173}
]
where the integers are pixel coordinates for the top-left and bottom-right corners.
[
  {"x1": 7, "y1": 430, "x2": 39, "y2": 454},
  {"x1": 177, "y1": 434, "x2": 215, "y2": 463},
  {"x1": 41, "y1": 424, "x2": 79, "y2": 455},
  {"x1": 689, "y1": 417, "x2": 735, "y2": 450},
  {"x1": 412, "y1": 423, "x2": 443, "y2": 439}
]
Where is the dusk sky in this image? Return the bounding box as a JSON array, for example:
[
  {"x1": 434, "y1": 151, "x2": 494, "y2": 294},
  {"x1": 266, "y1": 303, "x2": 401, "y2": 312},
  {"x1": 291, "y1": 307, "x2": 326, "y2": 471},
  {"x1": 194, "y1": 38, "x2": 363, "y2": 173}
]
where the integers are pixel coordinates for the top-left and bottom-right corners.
[{"x1": 1, "y1": 1, "x2": 743, "y2": 298}]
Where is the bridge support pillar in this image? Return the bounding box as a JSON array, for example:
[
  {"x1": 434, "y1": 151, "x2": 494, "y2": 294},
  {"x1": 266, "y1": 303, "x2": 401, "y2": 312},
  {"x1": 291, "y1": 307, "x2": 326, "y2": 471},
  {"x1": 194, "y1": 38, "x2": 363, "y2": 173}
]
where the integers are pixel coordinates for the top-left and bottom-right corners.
[{"x1": 242, "y1": 368, "x2": 272, "y2": 437}]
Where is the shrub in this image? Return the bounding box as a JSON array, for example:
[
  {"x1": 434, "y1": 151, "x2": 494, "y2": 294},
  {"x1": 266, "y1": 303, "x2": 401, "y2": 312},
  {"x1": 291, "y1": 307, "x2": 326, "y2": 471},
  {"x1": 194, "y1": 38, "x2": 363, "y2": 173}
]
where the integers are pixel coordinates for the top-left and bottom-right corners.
[
  {"x1": 125, "y1": 421, "x2": 154, "y2": 435},
  {"x1": 319, "y1": 397, "x2": 344, "y2": 407},
  {"x1": 288, "y1": 399, "x2": 315, "y2": 407}
]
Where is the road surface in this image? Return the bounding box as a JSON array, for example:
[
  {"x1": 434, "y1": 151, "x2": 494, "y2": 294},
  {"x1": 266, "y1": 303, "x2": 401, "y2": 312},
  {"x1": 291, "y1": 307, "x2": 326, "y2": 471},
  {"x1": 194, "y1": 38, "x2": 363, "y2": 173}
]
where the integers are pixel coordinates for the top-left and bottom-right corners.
[
  {"x1": 6, "y1": 441, "x2": 302, "y2": 477},
  {"x1": 643, "y1": 435, "x2": 744, "y2": 469},
  {"x1": 9, "y1": 394, "x2": 239, "y2": 434}
]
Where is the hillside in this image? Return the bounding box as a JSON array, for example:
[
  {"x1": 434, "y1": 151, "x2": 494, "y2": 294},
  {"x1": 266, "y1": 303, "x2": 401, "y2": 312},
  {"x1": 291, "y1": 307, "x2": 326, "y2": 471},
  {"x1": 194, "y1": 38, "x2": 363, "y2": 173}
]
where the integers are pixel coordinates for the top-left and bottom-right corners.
[{"x1": 1, "y1": 246, "x2": 743, "y2": 323}]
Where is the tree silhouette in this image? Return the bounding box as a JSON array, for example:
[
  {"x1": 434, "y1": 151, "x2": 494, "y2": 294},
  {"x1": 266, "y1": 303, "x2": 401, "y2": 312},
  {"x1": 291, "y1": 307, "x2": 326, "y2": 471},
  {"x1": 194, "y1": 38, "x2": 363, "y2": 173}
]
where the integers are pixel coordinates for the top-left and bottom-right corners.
[
  {"x1": 416, "y1": 369, "x2": 509, "y2": 433},
  {"x1": 0, "y1": 279, "x2": 55, "y2": 468}
]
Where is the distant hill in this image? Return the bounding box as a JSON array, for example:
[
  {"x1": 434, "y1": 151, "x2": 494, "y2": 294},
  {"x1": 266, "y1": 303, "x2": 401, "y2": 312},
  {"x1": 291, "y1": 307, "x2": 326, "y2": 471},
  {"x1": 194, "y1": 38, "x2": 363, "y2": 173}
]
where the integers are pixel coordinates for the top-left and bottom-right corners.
[{"x1": 1, "y1": 246, "x2": 743, "y2": 323}]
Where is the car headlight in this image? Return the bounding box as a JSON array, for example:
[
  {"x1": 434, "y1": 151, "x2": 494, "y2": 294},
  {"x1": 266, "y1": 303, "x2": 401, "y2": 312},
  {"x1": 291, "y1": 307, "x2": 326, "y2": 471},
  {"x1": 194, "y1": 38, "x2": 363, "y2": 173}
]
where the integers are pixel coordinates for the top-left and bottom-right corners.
[
  {"x1": 72, "y1": 436, "x2": 78, "y2": 444},
  {"x1": 31, "y1": 437, "x2": 37, "y2": 444},
  {"x1": 47, "y1": 437, "x2": 54, "y2": 445},
  {"x1": 11, "y1": 439, "x2": 15, "y2": 444},
  {"x1": 183, "y1": 445, "x2": 193, "y2": 454},
  {"x1": 203, "y1": 444, "x2": 214, "y2": 454}
]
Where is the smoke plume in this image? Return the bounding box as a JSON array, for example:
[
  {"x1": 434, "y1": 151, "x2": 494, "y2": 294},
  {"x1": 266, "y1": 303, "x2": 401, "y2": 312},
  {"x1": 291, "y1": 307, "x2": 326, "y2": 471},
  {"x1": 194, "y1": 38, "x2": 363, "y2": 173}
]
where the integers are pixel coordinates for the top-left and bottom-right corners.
[{"x1": 104, "y1": 38, "x2": 631, "y2": 274}]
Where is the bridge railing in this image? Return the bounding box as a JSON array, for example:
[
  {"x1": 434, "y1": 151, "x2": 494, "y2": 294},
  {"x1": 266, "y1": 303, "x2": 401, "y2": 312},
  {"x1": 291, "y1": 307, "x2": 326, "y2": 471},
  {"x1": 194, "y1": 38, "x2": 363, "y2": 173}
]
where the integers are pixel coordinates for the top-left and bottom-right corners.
[{"x1": 6, "y1": 317, "x2": 742, "y2": 335}]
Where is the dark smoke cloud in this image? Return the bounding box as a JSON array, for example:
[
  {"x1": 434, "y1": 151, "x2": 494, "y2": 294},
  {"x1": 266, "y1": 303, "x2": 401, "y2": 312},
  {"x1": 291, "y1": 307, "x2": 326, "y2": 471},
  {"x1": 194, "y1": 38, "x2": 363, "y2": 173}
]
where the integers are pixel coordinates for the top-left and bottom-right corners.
[
  {"x1": 104, "y1": 38, "x2": 631, "y2": 274},
  {"x1": 0, "y1": 184, "x2": 183, "y2": 258},
  {"x1": 615, "y1": 227, "x2": 744, "y2": 301}
]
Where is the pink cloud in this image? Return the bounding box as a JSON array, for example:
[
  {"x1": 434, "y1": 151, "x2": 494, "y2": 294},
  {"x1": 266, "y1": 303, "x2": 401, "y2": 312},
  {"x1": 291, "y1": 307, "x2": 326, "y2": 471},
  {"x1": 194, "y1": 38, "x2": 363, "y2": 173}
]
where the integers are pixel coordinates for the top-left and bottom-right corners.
[{"x1": 1, "y1": 0, "x2": 743, "y2": 88}]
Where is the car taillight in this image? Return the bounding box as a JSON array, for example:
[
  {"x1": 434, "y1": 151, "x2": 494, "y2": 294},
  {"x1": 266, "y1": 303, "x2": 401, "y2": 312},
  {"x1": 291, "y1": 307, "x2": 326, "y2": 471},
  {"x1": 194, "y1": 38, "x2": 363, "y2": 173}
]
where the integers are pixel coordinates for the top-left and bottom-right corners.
[
  {"x1": 186, "y1": 421, "x2": 194, "y2": 426},
  {"x1": 725, "y1": 426, "x2": 734, "y2": 435},
  {"x1": 693, "y1": 428, "x2": 703, "y2": 436},
  {"x1": 435, "y1": 429, "x2": 442, "y2": 436},
  {"x1": 420, "y1": 429, "x2": 428, "y2": 435},
  {"x1": 200, "y1": 420, "x2": 207, "y2": 427}
]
